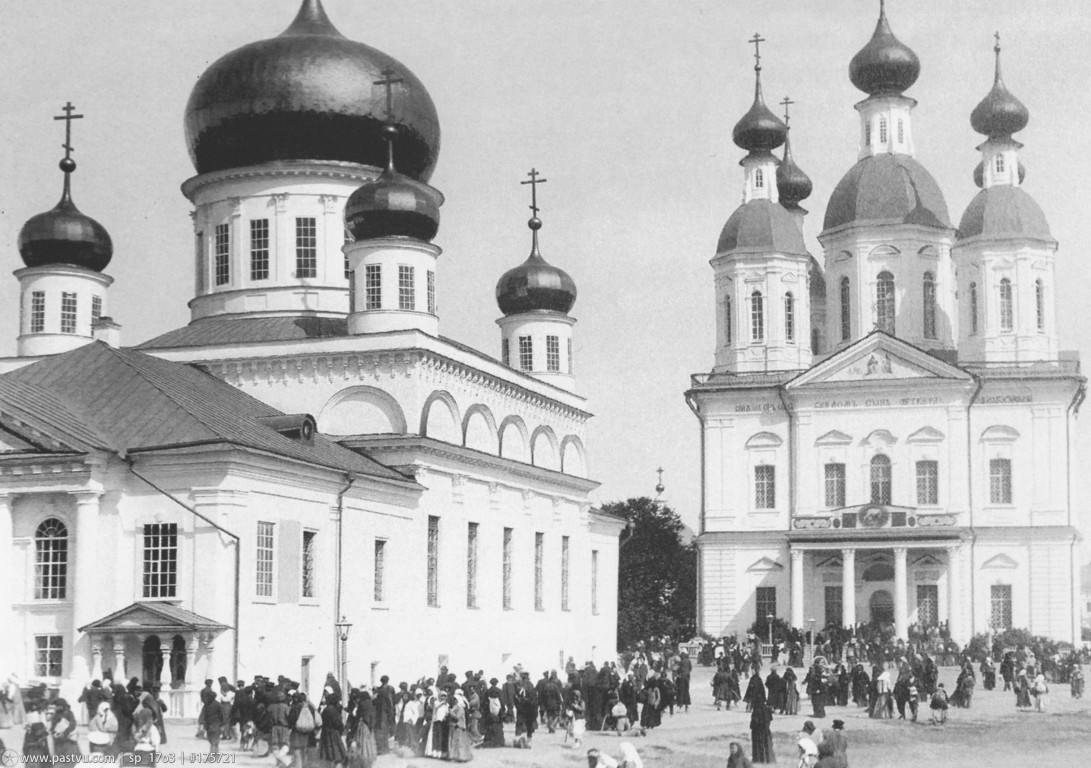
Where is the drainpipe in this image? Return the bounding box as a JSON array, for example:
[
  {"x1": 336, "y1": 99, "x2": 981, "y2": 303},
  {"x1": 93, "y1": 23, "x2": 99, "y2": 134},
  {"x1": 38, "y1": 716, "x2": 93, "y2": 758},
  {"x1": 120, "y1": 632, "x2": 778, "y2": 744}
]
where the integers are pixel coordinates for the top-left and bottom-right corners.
[
  {"x1": 684, "y1": 390, "x2": 706, "y2": 632},
  {"x1": 126, "y1": 459, "x2": 241, "y2": 682},
  {"x1": 776, "y1": 385, "x2": 795, "y2": 520},
  {"x1": 334, "y1": 474, "x2": 355, "y2": 681},
  {"x1": 964, "y1": 375, "x2": 983, "y2": 641},
  {"x1": 1065, "y1": 381, "x2": 1084, "y2": 643}
]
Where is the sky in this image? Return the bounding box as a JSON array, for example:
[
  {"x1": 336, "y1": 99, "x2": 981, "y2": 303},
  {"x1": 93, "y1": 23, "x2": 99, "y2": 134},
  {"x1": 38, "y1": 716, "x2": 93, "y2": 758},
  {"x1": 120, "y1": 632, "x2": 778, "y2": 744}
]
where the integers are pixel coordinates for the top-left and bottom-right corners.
[{"x1": 1, "y1": 0, "x2": 1090, "y2": 537}]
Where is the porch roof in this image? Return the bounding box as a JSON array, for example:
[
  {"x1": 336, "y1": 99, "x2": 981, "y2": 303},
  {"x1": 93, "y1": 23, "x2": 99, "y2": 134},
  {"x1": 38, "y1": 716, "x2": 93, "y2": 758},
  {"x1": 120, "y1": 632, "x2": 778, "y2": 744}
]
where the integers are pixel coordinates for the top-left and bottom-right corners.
[{"x1": 78, "y1": 601, "x2": 231, "y2": 635}]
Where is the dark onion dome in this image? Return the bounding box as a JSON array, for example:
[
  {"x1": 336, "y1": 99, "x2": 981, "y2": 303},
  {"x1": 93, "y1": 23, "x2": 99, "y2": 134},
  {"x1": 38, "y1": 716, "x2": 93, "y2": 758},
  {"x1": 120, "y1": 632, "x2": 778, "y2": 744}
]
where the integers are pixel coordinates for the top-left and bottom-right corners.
[
  {"x1": 19, "y1": 160, "x2": 113, "y2": 272},
  {"x1": 973, "y1": 158, "x2": 1026, "y2": 188},
  {"x1": 732, "y1": 68, "x2": 787, "y2": 152},
  {"x1": 957, "y1": 186, "x2": 1052, "y2": 241},
  {"x1": 496, "y1": 219, "x2": 577, "y2": 316},
  {"x1": 344, "y1": 128, "x2": 443, "y2": 241},
  {"x1": 849, "y1": 1, "x2": 920, "y2": 96},
  {"x1": 823, "y1": 154, "x2": 950, "y2": 232},
  {"x1": 777, "y1": 132, "x2": 812, "y2": 210},
  {"x1": 184, "y1": 0, "x2": 440, "y2": 180},
  {"x1": 718, "y1": 199, "x2": 807, "y2": 256},
  {"x1": 970, "y1": 43, "x2": 1029, "y2": 137}
]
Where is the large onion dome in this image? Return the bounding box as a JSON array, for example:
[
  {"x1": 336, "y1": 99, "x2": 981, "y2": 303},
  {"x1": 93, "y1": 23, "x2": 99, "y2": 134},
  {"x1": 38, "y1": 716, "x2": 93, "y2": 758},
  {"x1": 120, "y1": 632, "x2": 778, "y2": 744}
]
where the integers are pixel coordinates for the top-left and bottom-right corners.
[
  {"x1": 732, "y1": 67, "x2": 787, "y2": 153},
  {"x1": 957, "y1": 186, "x2": 1052, "y2": 241},
  {"x1": 19, "y1": 159, "x2": 113, "y2": 272},
  {"x1": 718, "y1": 199, "x2": 807, "y2": 256},
  {"x1": 344, "y1": 127, "x2": 443, "y2": 241},
  {"x1": 496, "y1": 218, "x2": 577, "y2": 316},
  {"x1": 777, "y1": 132, "x2": 812, "y2": 210},
  {"x1": 970, "y1": 42, "x2": 1029, "y2": 138},
  {"x1": 823, "y1": 154, "x2": 950, "y2": 232},
  {"x1": 849, "y1": 1, "x2": 920, "y2": 96},
  {"x1": 184, "y1": 0, "x2": 440, "y2": 180}
]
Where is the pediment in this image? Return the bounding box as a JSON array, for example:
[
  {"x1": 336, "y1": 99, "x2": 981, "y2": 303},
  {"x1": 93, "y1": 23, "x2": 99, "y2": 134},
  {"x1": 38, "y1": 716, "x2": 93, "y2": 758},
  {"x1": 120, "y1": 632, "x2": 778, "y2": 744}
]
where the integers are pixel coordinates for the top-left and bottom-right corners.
[
  {"x1": 78, "y1": 601, "x2": 230, "y2": 634},
  {"x1": 980, "y1": 425, "x2": 1020, "y2": 443},
  {"x1": 907, "y1": 426, "x2": 945, "y2": 443},
  {"x1": 815, "y1": 430, "x2": 853, "y2": 447},
  {"x1": 787, "y1": 332, "x2": 972, "y2": 389},
  {"x1": 981, "y1": 553, "x2": 1019, "y2": 570},
  {"x1": 0, "y1": 429, "x2": 38, "y2": 452},
  {"x1": 746, "y1": 556, "x2": 784, "y2": 573},
  {"x1": 911, "y1": 554, "x2": 944, "y2": 567},
  {"x1": 745, "y1": 431, "x2": 783, "y2": 449},
  {"x1": 814, "y1": 555, "x2": 843, "y2": 569}
]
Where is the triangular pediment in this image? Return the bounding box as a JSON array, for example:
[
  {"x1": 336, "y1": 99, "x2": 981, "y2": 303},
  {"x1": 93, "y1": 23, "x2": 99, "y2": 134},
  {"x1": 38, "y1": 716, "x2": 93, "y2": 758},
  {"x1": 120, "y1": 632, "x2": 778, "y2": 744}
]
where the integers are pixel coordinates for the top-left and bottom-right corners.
[
  {"x1": 787, "y1": 332, "x2": 972, "y2": 389},
  {"x1": 814, "y1": 555, "x2": 843, "y2": 569},
  {"x1": 981, "y1": 553, "x2": 1019, "y2": 570},
  {"x1": 78, "y1": 601, "x2": 230, "y2": 634},
  {"x1": 907, "y1": 426, "x2": 946, "y2": 443},
  {"x1": 746, "y1": 556, "x2": 784, "y2": 573},
  {"x1": 815, "y1": 430, "x2": 853, "y2": 446},
  {"x1": 0, "y1": 428, "x2": 38, "y2": 452},
  {"x1": 911, "y1": 554, "x2": 944, "y2": 567}
]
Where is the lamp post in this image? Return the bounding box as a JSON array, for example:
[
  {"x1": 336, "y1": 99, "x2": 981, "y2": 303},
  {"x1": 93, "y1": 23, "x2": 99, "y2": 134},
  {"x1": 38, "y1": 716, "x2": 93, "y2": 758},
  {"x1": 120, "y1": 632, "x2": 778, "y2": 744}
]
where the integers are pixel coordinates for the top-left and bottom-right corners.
[
  {"x1": 808, "y1": 617, "x2": 816, "y2": 661},
  {"x1": 334, "y1": 616, "x2": 353, "y2": 693},
  {"x1": 766, "y1": 612, "x2": 774, "y2": 649}
]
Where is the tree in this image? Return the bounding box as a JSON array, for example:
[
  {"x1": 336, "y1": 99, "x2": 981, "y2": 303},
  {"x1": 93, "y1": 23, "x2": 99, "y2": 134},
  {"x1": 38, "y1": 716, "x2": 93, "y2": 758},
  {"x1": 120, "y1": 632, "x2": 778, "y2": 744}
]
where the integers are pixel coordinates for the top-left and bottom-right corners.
[{"x1": 603, "y1": 496, "x2": 697, "y2": 649}]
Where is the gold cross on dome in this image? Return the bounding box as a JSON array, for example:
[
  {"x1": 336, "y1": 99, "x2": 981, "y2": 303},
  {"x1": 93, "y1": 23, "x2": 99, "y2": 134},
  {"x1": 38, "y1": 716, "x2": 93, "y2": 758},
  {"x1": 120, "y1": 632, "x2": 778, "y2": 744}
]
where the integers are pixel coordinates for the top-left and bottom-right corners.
[
  {"x1": 521, "y1": 168, "x2": 548, "y2": 216},
  {"x1": 780, "y1": 95, "x2": 795, "y2": 126},
  {"x1": 749, "y1": 33, "x2": 766, "y2": 69},
  {"x1": 53, "y1": 101, "x2": 84, "y2": 161},
  {"x1": 373, "y1": 67, "x2": 404, "y2": 123}
]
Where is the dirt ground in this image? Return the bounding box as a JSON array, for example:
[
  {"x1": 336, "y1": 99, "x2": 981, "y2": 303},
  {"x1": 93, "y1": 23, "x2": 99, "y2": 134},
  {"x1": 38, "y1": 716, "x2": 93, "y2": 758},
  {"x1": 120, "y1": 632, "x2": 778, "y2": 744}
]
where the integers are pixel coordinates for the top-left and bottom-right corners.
[{"x1": 2, "y1": 665, "x2": 1087, "y2": 768}]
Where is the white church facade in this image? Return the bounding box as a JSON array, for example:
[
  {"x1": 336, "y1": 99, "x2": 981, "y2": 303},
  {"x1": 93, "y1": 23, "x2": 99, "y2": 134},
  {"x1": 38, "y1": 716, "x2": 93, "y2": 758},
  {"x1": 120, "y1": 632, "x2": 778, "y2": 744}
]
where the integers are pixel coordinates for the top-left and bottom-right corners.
[
  {"x1": 0, "y1": 0, "x2": 622, "y2": 716},
  {"x1": 691, "y1": 5, "x2": 1084, "y2": 646}
]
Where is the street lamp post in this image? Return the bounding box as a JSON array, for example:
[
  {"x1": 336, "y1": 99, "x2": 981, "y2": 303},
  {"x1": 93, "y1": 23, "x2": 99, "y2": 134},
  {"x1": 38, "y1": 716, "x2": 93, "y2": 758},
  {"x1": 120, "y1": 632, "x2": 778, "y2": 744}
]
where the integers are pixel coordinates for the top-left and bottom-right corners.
[
  {"x1": 808, "y1": 617, "x2": 816, "y2": 661},
  {"x1": 766, "y1": 612, "x2": 774, "y2": 649},
  {"x1": 334, "y1": 616, "x2": 353, "y2": 693}
]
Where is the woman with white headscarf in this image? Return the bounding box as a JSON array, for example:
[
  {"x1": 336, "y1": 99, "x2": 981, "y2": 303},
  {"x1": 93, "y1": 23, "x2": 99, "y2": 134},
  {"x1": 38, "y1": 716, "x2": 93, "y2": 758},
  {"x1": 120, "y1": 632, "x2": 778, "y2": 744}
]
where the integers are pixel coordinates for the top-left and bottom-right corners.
[{"x1": 87, "y1": 700, "x2": 119, "y2": 756}]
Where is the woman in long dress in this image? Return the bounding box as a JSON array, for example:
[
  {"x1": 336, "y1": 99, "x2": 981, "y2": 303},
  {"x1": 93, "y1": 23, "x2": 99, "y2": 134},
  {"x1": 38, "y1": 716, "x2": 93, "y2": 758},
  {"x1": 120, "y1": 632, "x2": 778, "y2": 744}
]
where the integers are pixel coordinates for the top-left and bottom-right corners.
[
  {"x1": 398, "y1": 690, "x2": 423, "y2": 755},
  {"x1": 51, "y1": 699, "x2": 81, "y2": 758},
  {"x1": 480, "y1": 686, "x2": 505, "y2": 748},
  {"x1": 346, "y1": 689, "x2": 377, "y2": 768},
  {"x1": 446, "y1": 690, "x2": 473, "y2": 763},
  {"x1": 424, "y1": 690, "x2": 449, "y2": 758},
  {"x1": 869, "y1": 667, "x2": 892, "y2": 719},
  {"x1": 318, "y1": 694, "x2": 347, "y2": 768},
  {"x1": 784, "y1": 667, "x2": 800, "y2": 716},
  {"x1": 749, "y1": 699, "x2": 775, "y2": 764}
]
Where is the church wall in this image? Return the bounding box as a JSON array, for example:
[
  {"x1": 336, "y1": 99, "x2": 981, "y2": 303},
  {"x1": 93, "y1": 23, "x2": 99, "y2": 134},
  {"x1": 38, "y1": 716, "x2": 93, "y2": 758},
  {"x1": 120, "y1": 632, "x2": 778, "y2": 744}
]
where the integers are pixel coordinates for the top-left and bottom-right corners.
[{"x1": 697, "y1": 534, "x2": 786, "y2": 638}]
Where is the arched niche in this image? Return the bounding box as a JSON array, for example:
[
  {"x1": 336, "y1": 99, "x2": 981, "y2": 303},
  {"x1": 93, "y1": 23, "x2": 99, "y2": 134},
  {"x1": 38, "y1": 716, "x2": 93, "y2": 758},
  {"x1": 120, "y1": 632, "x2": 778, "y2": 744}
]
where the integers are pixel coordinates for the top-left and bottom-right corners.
[
  {"x1": 560, "y1": 435, "x2": 588, "y2": 477},
  {"x1": 531, "y1": 425, "x2": 560, "y2": 471},
  {"x1": 462, "y1": 404, "x2": 499, "y2": 455},
  {"x1": 499, "y1": 416, "x2": 530, "y2": 463},
  {"x1": 318, "y1": 386, "x2": 407, "y2": 436},
  {"x1": 420, "y1": 391, "x2": 462, "y2": 444}
]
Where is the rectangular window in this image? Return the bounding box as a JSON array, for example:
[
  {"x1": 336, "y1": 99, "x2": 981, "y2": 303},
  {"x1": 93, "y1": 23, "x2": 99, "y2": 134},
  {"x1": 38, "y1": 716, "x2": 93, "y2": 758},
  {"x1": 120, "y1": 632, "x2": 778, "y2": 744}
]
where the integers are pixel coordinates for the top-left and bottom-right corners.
[
  {"x1": 518, "y1": 336, "x2": 533, "y2": 371},
  {"x1": 561, "y1": 535, "x2": 570, "y2": 611},
  {"x1": 295, "y1": 217, "x2": 317, "y2": 278},
  {"x1": 214, "y1": 223, "x2": 230, "y2": 286},
  {"x1": 427, "y1": 270, "x2": 436, "y2": 314},
  {"x1": 365, "y1": 264, "x2": 382, "y2": 310},
  {"x1": 990, "y1": 584, "x2": 1012, "y2": 630},
  {"x1": 534, "y1": 532, "x2": 544, "y2": 611},
  {"x1": 398, "y1": 265, "x2": 415, "y2": 310},
  {"x1": 990, "y1": 458, "x2": 1012, "y2": 504},
  {"x1": 344, "y1": 230, "x2": 353, "y2": 280},
  {"x1": 30, "y1": 291, "x2": 45, "y2": 333},
  {"x1": 784, "y1": 294, "x2": 795, "y2": 343},
  {"x1": 301, "y1": 530, "x2": 316, "y2": 599},
  {"x1": 567, "y1": 339, "x2": 573, "y2": 375},
  {"x1": 91, "y1": 296, "x2": 103, "y2": 324},
  {"x1": 591, "y1": 549, "x2": 600, "y2": 615},
  {"x1": 250, "y1": 219, "x2": 270, "y2": 280},
  {"x1": 750, "y1": 293, "x2": 764, "y2": 342},
  {"x1": 142, "y1": 523, "x2": 178, "y2": 598},
  {"x1": 724, "y1": 296, "x2": 733, "y2": 345},
  {"x1": 60, "y1": 292, "x2": 77, "y2": 334},
  {"x1": 546, "y1": 336, "x2": 560, "y2": 372},
  {"x1": 502, "y1": 527, "x2": 513, "y2": 610},
  {"x1": 373, "y1": 539, "x2": 386, "y2": 602},
  {"x1": 824, "y1": 586, "x2": 842, "y2": 629},
  {"x1": 916, "y1": 460, "x2": 939, "y2": 505},
  {"x1": 195, "y1": 232, "x2": 206, "y2": 293},
  {"x1": 755, "y1": 465, "x2": 776, "y2": 509},
  {"x1": 466, "y1": 522, "x2": 478, "y2": 609},
  {"x1": 502, "y1": 338, "x2": 510, "y2": 367},
  {"x1": 999, "y1": 279, "x2": 1014, "y2": 332},
  {"x1": 755, "y1": 586, "x2": 776, "y2": 620},
  {"x1": 35, "y1": 635, "x2": 63, "y2": 678},
  {"x1": 824, "y1": 463, "x2": 846, "y2": 508},
  {"x1": 917, "y1": 584, "x2": 938, "y2": 627},
  {"x1": 427, "y1": 516, "x2": 439, "y2": 607},
  {"x1": 256, "y1": 522, "x2": 275, "y2": 598}
]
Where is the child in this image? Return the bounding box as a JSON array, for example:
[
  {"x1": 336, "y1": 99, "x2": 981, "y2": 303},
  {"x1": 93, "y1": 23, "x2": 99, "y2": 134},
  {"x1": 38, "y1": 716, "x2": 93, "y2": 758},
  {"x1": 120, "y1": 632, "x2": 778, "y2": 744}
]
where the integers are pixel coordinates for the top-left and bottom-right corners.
[
  {"x1": 569, "y1": 691, "x2": 586, "y2": 748},
  {"x1": 929, "y1": 683, "x2": 948, "y2": 725}
]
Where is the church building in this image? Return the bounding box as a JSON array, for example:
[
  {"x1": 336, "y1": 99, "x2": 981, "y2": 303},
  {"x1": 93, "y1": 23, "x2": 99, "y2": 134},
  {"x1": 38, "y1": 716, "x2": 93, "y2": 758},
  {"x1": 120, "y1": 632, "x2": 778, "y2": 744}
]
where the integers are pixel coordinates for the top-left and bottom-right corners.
[
  {"x1": 0, "y1": 0, "x2": 622, "y2": 714},
  {"x1": 690, "y1": 3, "x2": 1084, "y2": 645}
]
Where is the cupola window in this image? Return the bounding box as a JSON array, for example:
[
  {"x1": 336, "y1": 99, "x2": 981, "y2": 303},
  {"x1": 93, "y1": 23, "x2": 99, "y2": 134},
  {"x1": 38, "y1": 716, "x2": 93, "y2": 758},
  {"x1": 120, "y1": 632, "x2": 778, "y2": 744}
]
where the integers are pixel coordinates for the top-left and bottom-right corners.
[
  {"x1": 750, "y1": 291, "x2": 765, "y2": 343},
  {"x1": 999, "y1": 278, "x2": 1014, "y2": 332},
  {"x1": 214, "y1": 223, "x2": 230, "y2": 286},
  {"x1": 295, "y1": 217, "x2": 317, "y2": 279},
  {"x1": 876, "y1": 272, "x2": 896, "y2": 334},
  {"x1": 60, "y1": 293, "x2": 77, "y2": 335},
  {"x1": 427, "y1": 270, "x2": 436, "y2": 315},
  {"x1": 250, "y1": 219, "x2": 270, "y2": 281},
  {"x1": 365, "y1": 264, "x2": 382, "y2": 310},
  {"x1": 879, "y1": 117, "x2": 888, "y2": 144},
  {"x1": 754, "y1": 168, "x2": 764, "y2": 189},
  {"x1": 724, "y1": 295, "x2": 733, "y2": 345},
  {"x1": 1035, "y1": 279, "x2": 1045, "y2": 331},
  {"x1": 995, "y1": 155, "x2": 1005, "y2": 174},
  {"x1": 922, "y1": 272, "x2": 937, "y2": 339},
  {"x1": 870, "y1": 454, "x2": 892, "y2": 505},
  {"x1": 840, "y1": 277, "x2": 851, "y2": 341},
  {"x1": 398, "y1": 265, "x2": 415, "y2": 310},
  {"x1": 518, "y1": 336, "x2": 533, "y2": 371},
  {"x1": 970, "y1": 282, "x2": 979, "y2": 334},
  {"x1": 784, "y1": 292, "x2": 795, "y2": 343},
  {"x1": 30, "y1": 291, "x2": 45, "y2": 333},
  {"x1": 865, "y1": 121, "x2": 872, "y2": 147},
  {"x1": 897, "y1": 119, "x2": 904, "y2": 144}
]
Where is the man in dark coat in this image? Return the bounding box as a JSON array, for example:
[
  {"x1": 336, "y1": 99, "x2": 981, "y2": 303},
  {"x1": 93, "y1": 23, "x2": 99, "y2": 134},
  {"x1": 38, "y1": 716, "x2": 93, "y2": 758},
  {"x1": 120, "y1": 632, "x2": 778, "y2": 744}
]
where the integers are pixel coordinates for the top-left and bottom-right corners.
[
  {"x1": 514, "y1": 672, "x2": 538, "y2": 745},
  {"x1": 374, "y1": 675, "x2": 396, "y2": 754}
]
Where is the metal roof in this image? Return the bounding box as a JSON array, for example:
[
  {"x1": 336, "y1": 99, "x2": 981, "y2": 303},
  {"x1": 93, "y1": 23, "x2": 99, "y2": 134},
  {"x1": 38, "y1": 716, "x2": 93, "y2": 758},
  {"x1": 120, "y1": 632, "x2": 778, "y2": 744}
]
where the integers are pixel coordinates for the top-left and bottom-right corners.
[
  {"x1": 823, "y1": 154, "x2": 951, "y2": 233},
  {"x1": 78, "y1": 601, "x2": 230, "y2": 634},
  {"x1": 138, "y1": 315, "x2": 349, "y2": 350}
]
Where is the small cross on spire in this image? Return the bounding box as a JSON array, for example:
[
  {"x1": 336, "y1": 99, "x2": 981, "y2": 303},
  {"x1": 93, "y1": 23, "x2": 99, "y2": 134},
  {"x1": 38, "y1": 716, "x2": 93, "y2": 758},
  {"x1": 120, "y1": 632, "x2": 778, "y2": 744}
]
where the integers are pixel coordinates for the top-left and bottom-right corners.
[
  {"x1": 780, "y1": 96, "x2": 795, "y2": 126},
  {"x1": 994, "y1": 30, "x2": 1001, "y2": 53},
  {"x1": 53, "y1": 101, "x2": 84, "y2": 163},
  {"x1": 521, "y1": 168, "x2": 548, "y2": 217},
  {"x1": 373, "y1": 67, "x2": 404, "y2": 123},
  {"x1": 749, "y1": 33, "x2": 766, "y2": 71},
  {"x1": 655, "y1": 467, "x2": 666, "y2": 497}
]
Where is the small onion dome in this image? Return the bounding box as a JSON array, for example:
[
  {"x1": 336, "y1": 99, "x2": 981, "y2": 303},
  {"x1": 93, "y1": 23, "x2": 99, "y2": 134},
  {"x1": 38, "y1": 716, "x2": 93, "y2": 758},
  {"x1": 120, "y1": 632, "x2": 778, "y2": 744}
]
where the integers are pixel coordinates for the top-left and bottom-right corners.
[
  {"x1": 970, "y1": 45, "x2": 1029, "y2": 137},
  {"x1": 184, "y1": 0, "x2": 440, "y2": 180},
  {"x1": 823, "y1": 154, "x2": 950, "y2": 232},
  {"x1": 973, "y1": 159, "x2": 1026, "y2": 188},
  {"x1": 717, "y1": 199, "x2": 807, "y2": 256},
  {"x1": 19, "y1": 161, "x2": 113, "y2": 272},
  {"x1": 344, "y1": 129, "x2": 443, "y2": 241},
  {"x1": 732, "y1": 70, "x2": 787, "y2": 152},
  {"x1": 849, "y1": 2, "x2": 920, "y2": 96},
  {"x1": 777, "y1": 133, "x2": 812, "y2": 210},
  {"x1": 496, "y1": 221, "x2": 577, "y2": 316},
  {"x1": 957, "y1": 186, "x2": 1052, "y2": 241}
]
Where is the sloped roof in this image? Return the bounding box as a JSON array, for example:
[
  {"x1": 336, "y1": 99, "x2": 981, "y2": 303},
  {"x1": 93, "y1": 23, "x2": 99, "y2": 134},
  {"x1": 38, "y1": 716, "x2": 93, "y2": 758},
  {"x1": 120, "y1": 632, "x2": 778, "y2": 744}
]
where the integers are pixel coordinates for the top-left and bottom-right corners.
[
  {"x1": 78, "y1": 601, "x2": 230, "y2": 634},
  {"x1": 0, "y1": 342, "x2": 412, "y2": 482},
  {"x1": 138, "y1": 315, "x2": 349, "y2": 350}
]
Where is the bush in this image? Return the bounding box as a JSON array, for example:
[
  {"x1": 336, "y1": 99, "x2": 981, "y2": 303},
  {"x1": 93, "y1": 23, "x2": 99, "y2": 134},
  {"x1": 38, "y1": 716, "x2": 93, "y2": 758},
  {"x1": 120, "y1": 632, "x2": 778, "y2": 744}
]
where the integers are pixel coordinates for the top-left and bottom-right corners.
[
  {"x1": 966, "y1": 628, "x2": 1065, "y2": 661},
  {"x1": 748, "y1": 616, "x2": 792, "y2": 645}
]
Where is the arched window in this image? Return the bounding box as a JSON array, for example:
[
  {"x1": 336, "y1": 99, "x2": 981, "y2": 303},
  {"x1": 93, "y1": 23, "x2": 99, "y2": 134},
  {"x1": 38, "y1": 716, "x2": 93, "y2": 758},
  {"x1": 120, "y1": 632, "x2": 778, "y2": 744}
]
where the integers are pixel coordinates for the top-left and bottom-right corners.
[
  {"x1": 751, "y1": 291, "x2": 764, "y2": 342},
  {"x1": 865, "y1": 121, "x2": 872, "y2": 147},
  {"x1": 876, "y1": 271, "x2": 895, "y2": 334},
  {"x1": 922, "y1": 272, "x2": 937, "y2": 339},
  {"x1": 995, "y1": 154, "x2": 1005, "y2": 174},
  {"x1": 970, "y1": 282, "x2": 979, "y2": 334},
  {"x1": 840, "y1": 277, "x2": 851, "y2": 341},
  {"x1": 897, "y1": 119, "x2": 905, "y2": 144},
  {"x1": 870, "y1": 454, "x2": 892, "y2": 505},
  {"x1": 754, "y1": 169, "x2": 764, "y2": 189},
  {"x1": 35, "y1": 518, "x2": 68, "y2": 600},
  {"x1": 999, "y1": 278, "x2": 1013, "y2": 332},
  {"x1": 1035, "y1": 279, "x2": 1045, "y2": 331},
  {"x1": 784, "y1": 292, "x2": 795, "y2": 343},
  {"x1": 724, "y1": 295, "x2": 733, "y2": 345},
  {"x1": 879, "y1": 117, "x2": 888, "y2": 144}
]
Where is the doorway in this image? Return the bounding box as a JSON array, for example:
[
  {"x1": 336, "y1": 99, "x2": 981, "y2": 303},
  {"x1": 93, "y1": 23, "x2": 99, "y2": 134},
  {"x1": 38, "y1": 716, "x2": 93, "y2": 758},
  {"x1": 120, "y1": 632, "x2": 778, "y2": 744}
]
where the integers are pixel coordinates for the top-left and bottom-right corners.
[{"x1": 869, "y1": 590, "x2": 894, "y2": 624}]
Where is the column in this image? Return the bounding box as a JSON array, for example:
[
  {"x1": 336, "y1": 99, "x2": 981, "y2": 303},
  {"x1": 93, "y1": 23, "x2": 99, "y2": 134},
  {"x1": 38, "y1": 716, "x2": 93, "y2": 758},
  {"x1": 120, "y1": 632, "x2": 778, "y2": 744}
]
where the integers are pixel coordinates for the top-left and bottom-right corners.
[
  {"x1": 185, "y1": 636, "x2": 199, "y2": 686},
  {"x1": 90, "y1": 639, "x2": 103, "y2": 681},
  {"x1": 159, "y1": 641, "x2": 172, "y2": 689},
  {"x1": 0, "y1": 494, "x2": 13, "y2": 670},
  {"x1": 203, "y1": 635, "x2": 216, "y2": 682},
  {"x1": 841, "y1": 548, "x2": 856, "y2": 628},
  {"x1": 947, "y1": 545, "x2": 961, "y2": 642},
  {"x1": 791, "y1": 548, "x2": 805, "y2": 628},
  {"x1": 893, "y1": 547, "x2": 908, "y2": 640},
  {"x1": 112, "y1": 636, "x2": 128, "y2": 682},
  {"x1": 70, "y1": 490, "x2": 104, "y2": 682}
]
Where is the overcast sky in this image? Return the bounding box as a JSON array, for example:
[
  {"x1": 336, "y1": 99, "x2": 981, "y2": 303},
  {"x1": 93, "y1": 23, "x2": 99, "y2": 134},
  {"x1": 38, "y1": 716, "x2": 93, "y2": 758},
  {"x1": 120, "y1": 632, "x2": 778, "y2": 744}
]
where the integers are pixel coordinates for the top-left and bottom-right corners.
[{"x1": 1, "y1": 0, "x2": 1089, "y2": 538}]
